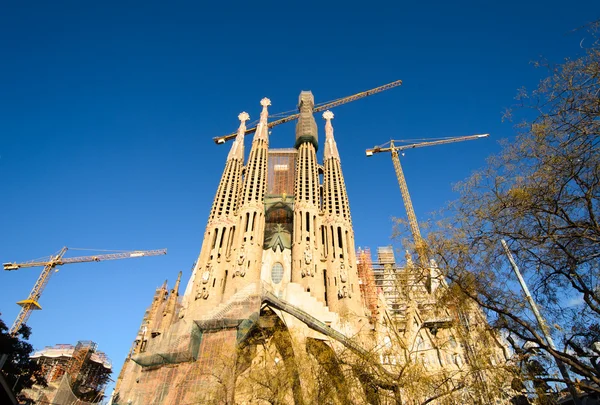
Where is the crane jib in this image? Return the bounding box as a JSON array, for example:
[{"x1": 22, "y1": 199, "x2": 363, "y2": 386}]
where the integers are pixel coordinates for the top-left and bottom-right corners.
[
  {"x1": 213, "y1": 80, "x2": 403, "y2": 144},
  {"x1": 5, "y1": 247, "x2": 167, "y2": 335}
]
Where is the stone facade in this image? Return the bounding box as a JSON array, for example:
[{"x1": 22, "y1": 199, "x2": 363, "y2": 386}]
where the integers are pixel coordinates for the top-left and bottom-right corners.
[{"x1": 113, "y1": 91, "x2": 510, "y2": 405}]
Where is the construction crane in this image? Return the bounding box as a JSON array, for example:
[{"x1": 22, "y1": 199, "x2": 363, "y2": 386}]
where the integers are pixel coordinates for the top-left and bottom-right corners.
[
  {"x1": 3, "y1": 247, "x2": 167, "y2": 335},
  {"x1": 365, "y1": 134, "x2": 489, "y2": 265},
  {"x1": 213, "y1": 79, "x2": 403, "y2": 144}
]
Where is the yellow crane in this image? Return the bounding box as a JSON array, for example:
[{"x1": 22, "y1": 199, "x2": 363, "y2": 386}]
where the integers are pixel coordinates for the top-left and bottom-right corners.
[
  {"x1": 365, "y1": 134, "x2": 489, "y2": 265},
  {"x1": 3, "y1": 247, "x2": 167, "y2": 335},
  {"x1": 213, "y1": 79, "x2": 403, "y2": 144}
]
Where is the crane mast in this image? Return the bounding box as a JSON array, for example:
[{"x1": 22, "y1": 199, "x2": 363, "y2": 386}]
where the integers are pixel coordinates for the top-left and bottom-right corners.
[
  {"x1": 366, "y1": 134, "x2": 489, "y2": 266},
  {"x1": 4, "y1": 247, "x2": 167, "y2": 335},
  {"x1": 390, "y1": 145, "x2": 425, "y2": 259},
  {"x1": 213, "y1": 79, "x2": 403, "y2": 144}
]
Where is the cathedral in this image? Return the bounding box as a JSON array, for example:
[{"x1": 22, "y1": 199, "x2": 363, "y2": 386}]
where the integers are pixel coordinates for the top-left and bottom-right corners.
[{"x1": 113, "y1": 91, "x2": 510, "y2": 405}]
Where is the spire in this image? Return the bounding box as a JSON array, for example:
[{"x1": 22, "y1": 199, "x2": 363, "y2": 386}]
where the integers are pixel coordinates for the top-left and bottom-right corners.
[
  {"x1": 323, "y1": 110, "x2": 339, "y2": 160},
  {"x1": 227, "y1": 112, "x2": 249, "y2": 161},
  {"x1": 160, "y1": 270, "x2": 184, "y2": 332},
  {"x1": 254, "y1": 98, "x2": 271, "y2": 142},
  {"x1": 295, "y1": 91, "x2": 318, "y2": 150},
  {"x1": 173, "y1": 271, "x2": 182, "y2": 294},
  {"x1": 240, "y1": 97, "x2": 271, "y2": 206}
]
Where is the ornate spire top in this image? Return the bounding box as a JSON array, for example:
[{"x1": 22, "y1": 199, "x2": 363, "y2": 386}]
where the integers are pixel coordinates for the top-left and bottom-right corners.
[
  {"x1": 260, "y1": 98, "x2": 271, "y2": 121},
  {"x1": 238, "y1": 111, "x2": 250, "y2": 123},
  {"x1": 323, "y1": 110, "x2": 339, "y2": 159},
  {"x1": 227, "y1": 111, "x2": 250, "y2": 160},
  {"x1": 255, "y1": 98, "x2": 271, "y2": 141}
]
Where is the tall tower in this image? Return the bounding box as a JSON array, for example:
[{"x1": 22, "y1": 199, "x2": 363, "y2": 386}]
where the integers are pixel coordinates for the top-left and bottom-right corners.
[
  {"x1": 292, "y1": 92, "x2": 323, "y2": 300},
  {"x1": 321, "y1": 110, "x2": 362, "y2": 315},
  {"x1": 115, "y1": 92, "x2": 370, "y2": 405}
]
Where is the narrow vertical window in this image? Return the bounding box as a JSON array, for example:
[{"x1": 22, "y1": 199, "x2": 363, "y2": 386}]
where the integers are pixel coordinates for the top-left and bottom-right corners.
[
  {"x1": 222, "y1": 271, "x2": 228, "y2": 296},
  {"x1": 227, "y1": 226, "x2": 236, "y2": 256},
  {"x1": 211, "y1": 228, "x2": 218, "y2": 249},
  {"x1": 219, "y1": 227, "x2": 226, "y2": 248},
  {"x1": 330, "y1": 226, "x2": 335, "y2": 258},
  {"x1": 323, "y1": 270, "x2": 328, "y2": 306}
]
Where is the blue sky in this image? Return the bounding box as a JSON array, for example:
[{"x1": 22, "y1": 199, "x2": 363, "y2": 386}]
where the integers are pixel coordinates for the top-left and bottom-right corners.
[{"x1": 1, "y1": 0, "x2": 597, "y2": 399}]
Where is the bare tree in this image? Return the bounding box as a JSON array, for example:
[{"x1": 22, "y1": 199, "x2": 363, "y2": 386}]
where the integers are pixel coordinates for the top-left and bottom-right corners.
[{"x1": 420, "y1": 21, "x2": 600, "y2": 399}]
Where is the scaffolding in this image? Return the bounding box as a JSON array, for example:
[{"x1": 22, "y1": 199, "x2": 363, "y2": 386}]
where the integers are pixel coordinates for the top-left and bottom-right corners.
[
  {"x1": 26, "y1": 341, "x2": 111, "y2": 404},
  {"x1": 267, "y1": 149, "x2": 297, "y2": 196},
  {"x1": 356, "y1": 247, "x2": 379, "y2": 324},
  {"x1": 369, "y1": 247, "x2": 406, "y2": 322},
  {"x1": 68, "y1": 341, "x2": 97, "y2": 386}
]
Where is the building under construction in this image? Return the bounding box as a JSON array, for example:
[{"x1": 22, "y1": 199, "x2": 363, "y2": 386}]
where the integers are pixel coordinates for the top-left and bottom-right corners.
[
  {"x1": 23, "y1": 341, "x2": 111, "y2": 404},
  {"x1": 113, "y1": 88, "x2": 511, "y2": 404}
]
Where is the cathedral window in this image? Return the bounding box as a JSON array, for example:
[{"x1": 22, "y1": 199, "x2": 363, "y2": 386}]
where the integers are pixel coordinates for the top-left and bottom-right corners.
[
  {"x1": 244, "y1": 212, "x2": 250, "y2": 233},
  {"x1": 271, "y1": 262, "x2": 284, "y2": 284},
  {"x1": 306, "y1": 212, "x2": 310, "y2": 233},
  {"x1": 211, "y1": 229, "x2": 218, "y2": 250},
  {"x1": 226, "y1": 226, "x2": 236, "y2": 256}
]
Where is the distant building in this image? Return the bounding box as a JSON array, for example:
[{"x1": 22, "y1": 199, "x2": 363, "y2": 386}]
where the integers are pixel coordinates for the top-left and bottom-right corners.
[{"x1": 23, "y1": 341, "x2": 111, "y2": 404}]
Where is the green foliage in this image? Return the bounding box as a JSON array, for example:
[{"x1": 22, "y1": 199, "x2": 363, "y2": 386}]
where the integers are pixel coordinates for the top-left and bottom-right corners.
[{"x1": 0, "y1": 316, "x2": 46, "y2": 394}]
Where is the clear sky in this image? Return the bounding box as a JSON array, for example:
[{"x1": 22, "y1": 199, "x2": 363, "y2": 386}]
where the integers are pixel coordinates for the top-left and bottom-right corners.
[{"x1": 1, "y1": 0, "x2": 597, "y2": 400}]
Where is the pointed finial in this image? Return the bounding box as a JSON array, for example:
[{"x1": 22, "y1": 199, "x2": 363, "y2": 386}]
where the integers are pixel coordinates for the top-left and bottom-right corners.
[
  {"x1": 260, "y1": 98, "x2": 271, "y2": 121},
  {"x1": 173, "y1": 271, "x2": 183, "y2": 294},
  {"x1": 255, "y1": 98, "x2": 271, "y2": 141},
  {"x1": 323, "y1": 110, "x2": 338, "y2": 159},
  {"x1": 238, "y1": 111, "x2": 250, "y2": 124},
  {"x1": 228, "y1": 112, "x2": 250, "y2": 160}
]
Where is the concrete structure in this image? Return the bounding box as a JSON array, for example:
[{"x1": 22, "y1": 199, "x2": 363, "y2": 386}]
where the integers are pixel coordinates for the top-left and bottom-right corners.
[
  {"x1": 114, "y1": 91, "x2": 510, "y2": 405},
  {"x1": 23, "y1": 341, "x2": 111, "y2": 404}
]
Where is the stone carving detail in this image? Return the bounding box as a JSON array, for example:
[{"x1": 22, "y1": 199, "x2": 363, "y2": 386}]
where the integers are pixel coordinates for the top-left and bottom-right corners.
[
  {"x1": 323, "y1": 110, "x2": 334, "y2": 121},
  {"x1": 233, "y1": 265, "x2": 246, "y2": 278},
  {"x1": 201, "y1": 264, "x2": 212, "y2": 284},
  {"x1": 238, "y1": 111, "x2": 250, "y2": 123},
  {"x1": 304, "y1": 248, "x2": 312, "y2": 265},
  {"x1": 195, "y1": 287, "x2": 210, "y2": 300},
  {"x1": 237, "y1": 247, "x2": 246, "y2": 266},
  {"x1": 233, "y1": 247, "x2": 247, "y2": 278},
  {"x1": 301, "y1": 267, "x2": 314, "y2": 278},
  {"x1": 337, "y1": 286, "x2": 351, "y2": 299},
  {"x1": 339, "y1": 262, "x2": 347, "y2": 283}
]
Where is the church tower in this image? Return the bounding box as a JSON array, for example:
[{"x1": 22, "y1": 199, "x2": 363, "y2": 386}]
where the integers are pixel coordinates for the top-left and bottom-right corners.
[
  {"x1": 114, "y1": 92, "x2": 371, "y2": 405},
  {"x1": 321, "y1": 110, "x2": 362, "y2": 315}
]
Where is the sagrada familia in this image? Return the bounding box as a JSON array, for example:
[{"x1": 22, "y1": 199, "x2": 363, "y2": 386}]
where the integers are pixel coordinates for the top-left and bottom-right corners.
[{"x1": 113, "y1": 91, "x2": 510, "y2": 404}]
